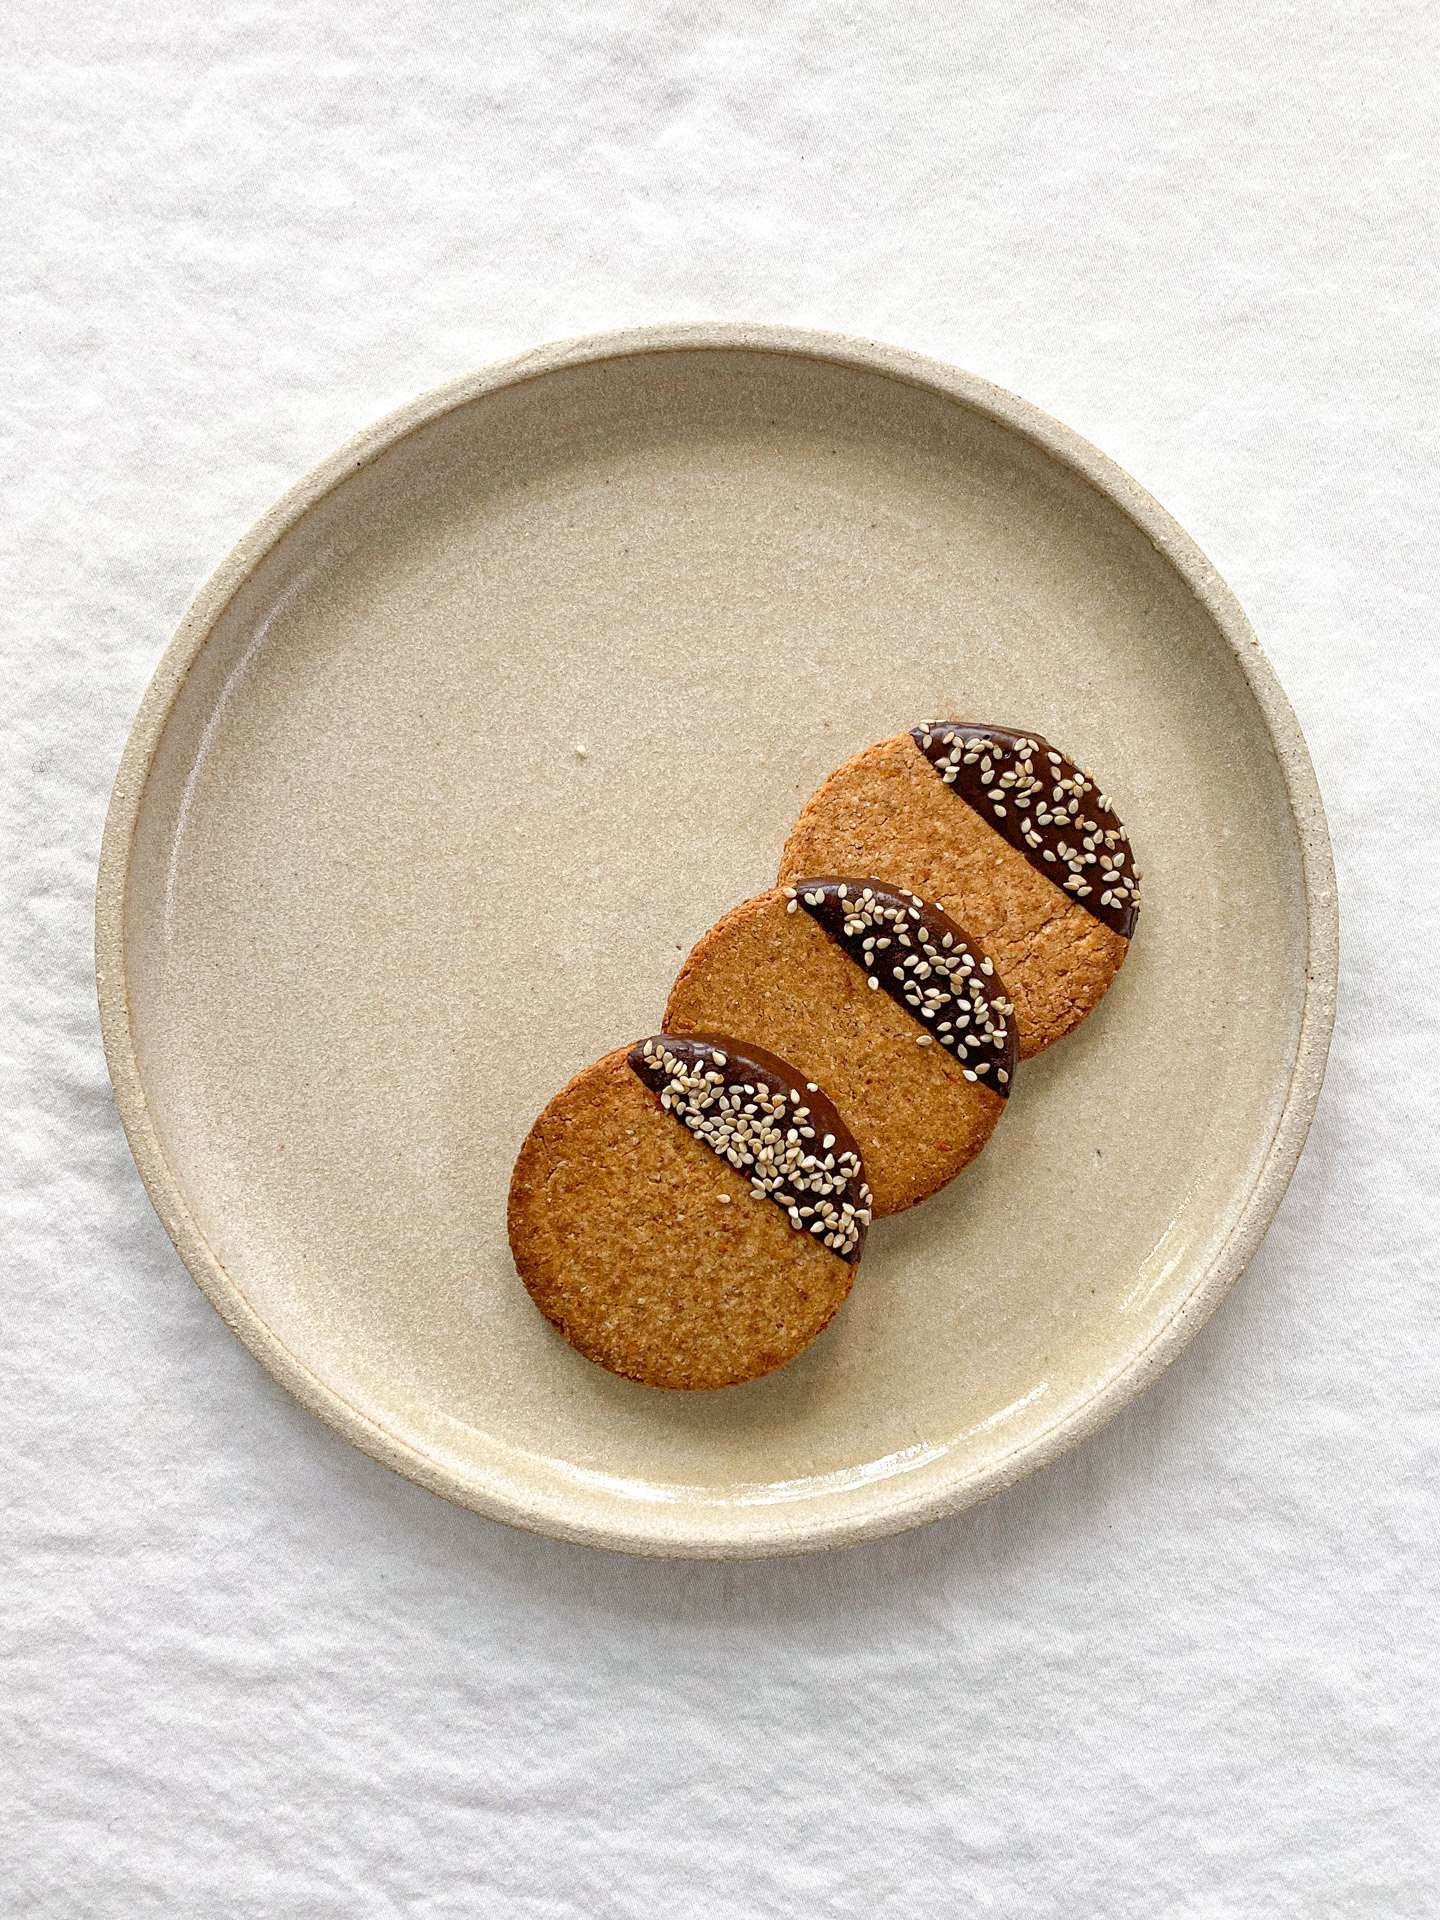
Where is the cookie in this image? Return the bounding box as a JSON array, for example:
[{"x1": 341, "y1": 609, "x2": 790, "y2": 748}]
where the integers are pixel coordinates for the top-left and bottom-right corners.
[
  {"x1": 507, "y1": 1035, "x2": 871, "y2": 1391},
  {"x1": 779, "y1": 724, "x2": 1140, "y2": 1057},
  {"x1": 664, "y1": 880, "x2": 1015, "y2": 1217}
]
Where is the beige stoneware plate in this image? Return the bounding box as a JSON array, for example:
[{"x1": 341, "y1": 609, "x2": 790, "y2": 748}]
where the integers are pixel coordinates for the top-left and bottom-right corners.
[{"x1": 97, "y1": 324, "x2": 1336, "y2": 1558}]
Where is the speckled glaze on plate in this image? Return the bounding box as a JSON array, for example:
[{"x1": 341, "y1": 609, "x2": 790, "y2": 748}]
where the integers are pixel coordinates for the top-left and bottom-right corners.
[{"x1": 96, "y1": 324, "x2": 1337, "y2": 1558}]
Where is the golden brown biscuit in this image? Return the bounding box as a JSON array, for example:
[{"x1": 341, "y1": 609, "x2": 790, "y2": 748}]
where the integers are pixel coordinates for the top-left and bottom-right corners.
[
  {"x1": 779, "y1": 725, "x2": 1140, "y2": 1057},
  {"x1": 665, "y1": 881, "x2": 1014, "y2": 1217},
  {"x1": 508, "y1": 1036, "x2": 870, "y2": 1391}
]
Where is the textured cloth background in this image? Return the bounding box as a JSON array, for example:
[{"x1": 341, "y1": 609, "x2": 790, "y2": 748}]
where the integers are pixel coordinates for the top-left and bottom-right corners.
[{"x1": 3, "y1": 4, "x2": 1437, "y2": 1914}]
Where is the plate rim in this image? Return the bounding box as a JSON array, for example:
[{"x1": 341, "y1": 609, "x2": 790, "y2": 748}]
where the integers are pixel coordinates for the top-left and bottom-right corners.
[{"x1": 95, "y1": 321, "x2": 1339, "y2": 1559}]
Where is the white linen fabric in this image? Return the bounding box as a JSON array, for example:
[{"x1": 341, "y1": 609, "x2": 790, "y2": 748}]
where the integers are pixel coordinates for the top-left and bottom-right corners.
[{"x1": 3, "y1": 4, "x2": 1436, "y2": 1914}]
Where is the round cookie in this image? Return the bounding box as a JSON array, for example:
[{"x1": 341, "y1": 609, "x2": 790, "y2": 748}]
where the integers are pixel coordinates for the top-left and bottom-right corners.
[
  {"x1": 508, "y1": 1035, "x2": 871, "y2": 1391},
  {"x1": 664, "y1": 879, "x2": 1015, "y2": 1217},
  {"x1": 778, "y1": 724, "x2": 1141, "y2": 1058}
]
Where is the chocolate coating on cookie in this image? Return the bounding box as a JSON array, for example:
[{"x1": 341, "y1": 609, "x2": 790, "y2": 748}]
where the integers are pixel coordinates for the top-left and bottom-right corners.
[
  {"x1": 629, "y1": 1034, "x2": 872, "y2": 1260},
  {"x1": 911, "y1": 724, "x2": 1140, "y2": 938},
  {"x1": 782, "y1": 878, "x2": 1016, "y2": 1094}
]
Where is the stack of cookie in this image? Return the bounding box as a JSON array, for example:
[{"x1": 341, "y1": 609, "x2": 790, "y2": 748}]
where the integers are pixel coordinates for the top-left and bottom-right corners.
[{"x1": 508, "y1": 722, "x2": 1140, "y2": 1391}]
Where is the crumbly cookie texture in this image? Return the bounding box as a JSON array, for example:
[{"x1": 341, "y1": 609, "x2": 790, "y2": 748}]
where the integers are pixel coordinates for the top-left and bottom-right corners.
[
  {"x1": 779, "y1": 732, "x2": 1133, "y2": 1059},
  {"x1": 507, "y1": 1044, "x2": 861, "y2": 1391},
  {"x1": 664, "y1": 887, "x2": 1009, "y2": 1217}
]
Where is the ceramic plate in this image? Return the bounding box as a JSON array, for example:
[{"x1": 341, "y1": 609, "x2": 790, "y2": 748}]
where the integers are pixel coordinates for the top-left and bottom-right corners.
[{"x1": 97, "y1": 324, "x2": 1336, "y2": 1558}]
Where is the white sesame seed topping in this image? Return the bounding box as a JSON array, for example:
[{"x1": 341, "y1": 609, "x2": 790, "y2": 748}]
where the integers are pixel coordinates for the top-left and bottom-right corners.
[
  {"x1": 634, "y1": 1041, "x2": 866, "y2": 1256},
  {"x1": 790, "y1": 877, "x2": 1013, "y2": 1085},
  {"x1": 914, "y1": 723, "x2": 1139, "y2": 927}
]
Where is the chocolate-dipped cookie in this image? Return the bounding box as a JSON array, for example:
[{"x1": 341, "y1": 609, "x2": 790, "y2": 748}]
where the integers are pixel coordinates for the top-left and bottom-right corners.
[
  {"x1": 778, "y1": 725, "x2": 1140, "y2": 1057},
  {"x1": 508, "y1": 1036, "x2": 871, "y2": 1391},
  {"x1": 664, "y1": 881, "x2": 1015, "y2": 1217}
]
